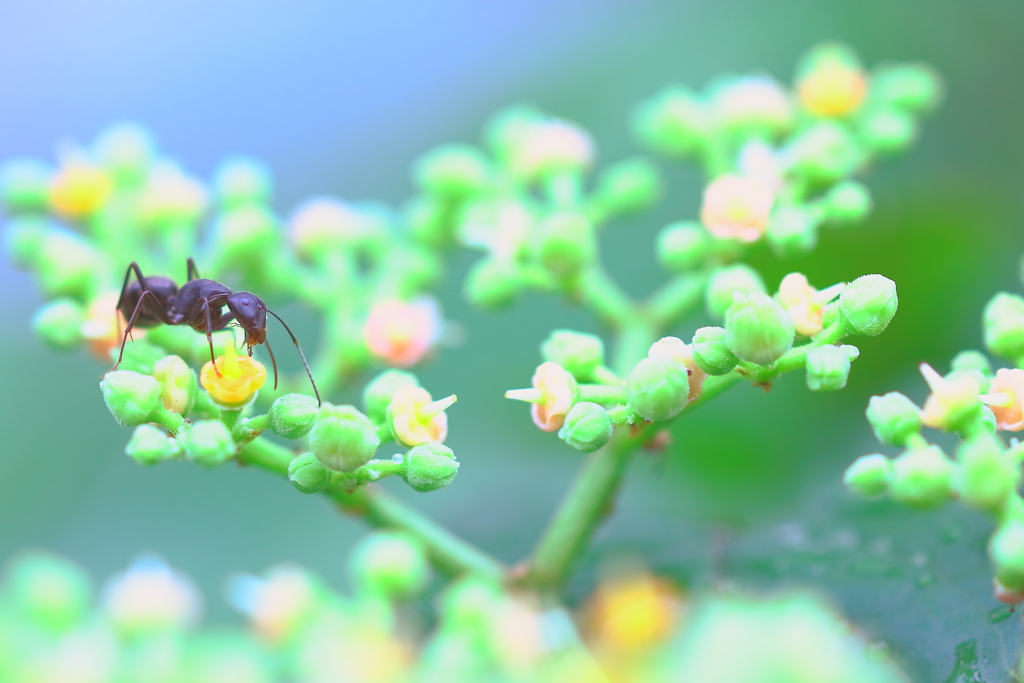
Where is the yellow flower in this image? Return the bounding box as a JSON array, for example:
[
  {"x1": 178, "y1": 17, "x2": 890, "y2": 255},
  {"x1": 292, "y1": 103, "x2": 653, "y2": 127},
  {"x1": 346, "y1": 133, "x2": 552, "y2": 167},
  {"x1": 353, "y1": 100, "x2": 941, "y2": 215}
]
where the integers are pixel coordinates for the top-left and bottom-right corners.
[
  {"x1": 585, "y1": 568, "x2": 683, "y2": 657},
  {"x1": 388, "y1": 385, "x2": 456, "y2": 446},
  {"x1": 50, "y1": 159, "x2": 112, "y2": 219},
  {"x1": 797, "y1": 48, "x2": 868, "y2": 117},
  {"x1": 200, "y1": 342, "x2": 266, "y2": 407}
]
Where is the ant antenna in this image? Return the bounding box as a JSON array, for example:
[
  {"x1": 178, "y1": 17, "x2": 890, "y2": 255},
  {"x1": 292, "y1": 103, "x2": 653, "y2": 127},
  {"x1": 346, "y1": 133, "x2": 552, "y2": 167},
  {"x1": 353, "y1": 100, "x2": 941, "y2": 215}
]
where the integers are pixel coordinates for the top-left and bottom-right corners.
[
  {"x1": 267, "y1": 309, "x2": 321, "y2": 407},
  {"x1": 264, "y1": 337, "x2": 279, "y2": 391}
]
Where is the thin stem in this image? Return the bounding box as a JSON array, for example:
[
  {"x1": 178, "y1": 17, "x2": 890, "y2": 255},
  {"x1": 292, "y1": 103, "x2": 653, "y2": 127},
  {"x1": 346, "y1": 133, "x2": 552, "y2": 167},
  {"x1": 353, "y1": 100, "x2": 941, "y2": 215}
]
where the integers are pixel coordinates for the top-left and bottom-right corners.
[
  {"x1": 236, "y1": 438, "x2": 505, "y2": 579},
  {"x1": 525, "y1": 429, "x2": 644, "y2": 591}
]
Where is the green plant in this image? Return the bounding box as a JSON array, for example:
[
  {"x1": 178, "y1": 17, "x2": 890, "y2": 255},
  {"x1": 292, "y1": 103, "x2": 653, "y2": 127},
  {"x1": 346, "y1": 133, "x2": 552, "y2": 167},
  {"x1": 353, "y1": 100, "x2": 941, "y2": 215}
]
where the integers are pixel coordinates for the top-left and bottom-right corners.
[{"x1": 1, "y1": 43, "x2": 946, "y2": 682}]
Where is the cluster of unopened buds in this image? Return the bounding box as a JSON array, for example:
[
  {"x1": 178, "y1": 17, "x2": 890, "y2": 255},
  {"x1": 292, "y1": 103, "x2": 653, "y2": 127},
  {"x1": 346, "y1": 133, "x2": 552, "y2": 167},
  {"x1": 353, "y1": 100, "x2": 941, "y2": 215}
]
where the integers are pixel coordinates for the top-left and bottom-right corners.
[
  {"x1": 845, "y1": 267, "x2": 1024, "y2": 604},
  {"x1": 101, "y1": 338, "x2": 460, "y2": 495},
  {"x1": 0, "y1": 540, "x2": 910, "y2": 683},
  {"x1": 508, "y1": 272, "x2": 897, "y2": 452}
]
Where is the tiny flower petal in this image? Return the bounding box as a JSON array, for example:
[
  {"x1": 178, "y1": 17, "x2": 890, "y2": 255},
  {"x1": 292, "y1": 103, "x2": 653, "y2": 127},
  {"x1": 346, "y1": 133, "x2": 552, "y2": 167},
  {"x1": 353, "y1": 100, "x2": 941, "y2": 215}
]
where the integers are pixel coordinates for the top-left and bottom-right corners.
[
  {"x1": 986, "y1": 368, "x2": 1024, "y2": 431},
  {"x1": 389, "y1": 385, "x2": 453, "y2": 446},
  {"x1": 528, "y1": 362, "x2": 579, "y2": 432}
]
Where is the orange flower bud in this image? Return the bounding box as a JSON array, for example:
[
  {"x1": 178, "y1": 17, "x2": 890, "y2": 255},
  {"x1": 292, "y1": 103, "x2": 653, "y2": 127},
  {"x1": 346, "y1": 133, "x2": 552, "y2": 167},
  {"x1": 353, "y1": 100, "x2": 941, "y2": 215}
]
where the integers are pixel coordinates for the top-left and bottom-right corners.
[{"x1": 699, "y1": 175, "x2": 774, "y2": 243}]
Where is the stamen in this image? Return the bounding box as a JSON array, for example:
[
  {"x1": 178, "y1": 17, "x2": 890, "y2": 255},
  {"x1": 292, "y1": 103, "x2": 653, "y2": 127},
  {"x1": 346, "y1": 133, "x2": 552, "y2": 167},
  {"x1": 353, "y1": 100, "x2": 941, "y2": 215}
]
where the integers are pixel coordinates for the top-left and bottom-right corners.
[
  {"x1": 919, "y1": 363, "x2": 943, "y2": 391},
  {"x1": 421, "y1": 394, "x2": 458, "y2": 418},
  {"x1": 505, "y1": 388, "x2": 544, "y2": 403}
]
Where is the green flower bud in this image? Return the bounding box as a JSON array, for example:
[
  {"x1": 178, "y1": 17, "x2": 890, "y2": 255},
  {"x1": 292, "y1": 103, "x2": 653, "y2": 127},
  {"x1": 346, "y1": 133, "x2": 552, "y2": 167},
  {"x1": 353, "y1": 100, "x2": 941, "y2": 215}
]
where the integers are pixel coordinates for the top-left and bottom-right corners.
[
  {"x1": 464, "y1": 257, "x2": 523, "y2": 309},
  {"x1": 839, "y1": 274, "x2": 898, "y2": 336},
  {"x1": 101, "y1": 371, "x2": 163, "y2": 426},
  {"x1": 4, "y1": 216, "x2": 51, "y2": 269},
  {"x1": 844, "y1": 454, "x2": 892, "y2": 499},
  {"x1": 213, "y1": 205, "x2": 279, "y2": 263},
  {"x1": 805, "y1": 344, "x2": 858, "y2": 392},
  {"x1": 213, "y1": 157, "x2": 272, "y2": 208},
  {"x1": 866, "y1": 392, "x2": 922, "y2": 447},
  {"x1": 362, "y1": 370, "x2": 420, "y2": 424},
  {"x1": 126, "y1": 424, "x2": 181, "y2": 465},
  {"x1": 724, "y1": 292, "x2": 795, "y2": 366},
  {"x1": 890, "y1": 444, "x2": 954, "y2": 510},
  {"x1": 558, "y1": 402, "x2": 613, "y2": 452},
  {"x1": 406, "y1": 196, "x2": 449, "y2": 246},
  {"x1": 93, "y1": 123, "x2": 155, "y2": 186},
  {"x1": 288, "y1": 452, "x2": 333, "y2": 494},
  {"x1": 310, "y1": 404, "x2": 380, "y2": 472},
  {"x1": 592, "y1": 157, "x2": 662, "y2": 215},
  {"x1": 871, "y1": 64, "x2": 943, "y2": 114},
  {"x1": 484, "y1": 105, "x2": 544, "y2": 161},
  {"x1": 951, "y1": 349, "x2": 992, "y2": 377},
  {"x1": 957, "y1": 435, "x2": 1018, "y2": 513},
  {"x1": 0, "y1": 158, "x2": 51, "y2": 212},
  {"x1": 992, "y1": 521, "x2": 1024, "y2": 591},
  {"x1": 789, "y1": 121, "x2": 863, "y2": 184},
  {"x1": 691, "y1": 326, "x2": 738, "y2": 376},
  {"x1": 984, "y1": 292, "x2": 1024, "y2": 362},
  {"x1": 184, "y1": 420, "x2": 236, "y2": 466},
  {"x1": 152, "y1": 355, "x2": 197, "y2": 416},
  {"x1": 6, "y1": 552, "x2": 92, "y2": 631},
  {"x1": 414, "y1": 144, "x2": 490, "y2": 198},
  {"x1": 36, "y1": 231, "x2": 105, "y2": 300},
  {"x1": 110, "y1": 339, "x2": 168, "y2": 376},
  {"x1": 626, "y1": 357, "x2": 690, "y2": 422},
  {"x1": 705, "y1": 263, "x2": 767, "y2": 319},
  {"x1": 819, "y1": 299, "x2": 839, "y2": 325},
  {"x1": 657, "y1": 221, "x2": 710, "y2": 272},
  {"x1": 824, "y1": 180, "x2": 872, "y2": 225},
  {"x1": 541, "y1": 330, "x2": 605, "y2": 382},
  {"x1": 633, "y1": 86, "x2": 713, "y2": 157},
  {"x1": 536, "y1": 212, "x2": 595, "y2": 277},
  {"x1": 269, "y1": 393, "x2": 321, "y2": 439},
  {"x1": 403, "y1": 442, "x2": 460, "y2": 492},
  {"x1": 766, "y1": 205, "x2": 819, "y2": 257},
  {"x1": 859, "y1": 109, "x2": 917, "y2": 154},
  {"x1": 350, "y1": 532, "x2": 429, "y2": 598},
  {"x1": 32, "y1": 299, "x2": 85, "y2": 351}
]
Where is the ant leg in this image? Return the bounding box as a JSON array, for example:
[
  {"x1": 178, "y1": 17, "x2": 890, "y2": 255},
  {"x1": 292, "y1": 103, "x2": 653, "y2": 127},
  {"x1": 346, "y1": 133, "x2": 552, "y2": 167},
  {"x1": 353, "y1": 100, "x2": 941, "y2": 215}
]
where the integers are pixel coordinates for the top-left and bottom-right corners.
[
  {"x1": 267, "y1": 309, "x2": 321, "y2": 406},
  {"x1": 187, "y1": 258, "x2": 201, "y2": 281},
  {"x1": 202, "y1": 300, "x2": 221, "y2": 375},
  {"x1": 113, "y1": 290, "x2": 154, "y2": 370}
]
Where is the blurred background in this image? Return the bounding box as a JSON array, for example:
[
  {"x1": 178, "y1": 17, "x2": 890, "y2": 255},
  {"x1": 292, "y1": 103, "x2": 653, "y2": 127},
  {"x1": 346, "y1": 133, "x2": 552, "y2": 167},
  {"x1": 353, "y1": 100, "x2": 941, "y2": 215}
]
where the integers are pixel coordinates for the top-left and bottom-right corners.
[{"x1": 1, "y1": 0, "x2": 1023, "y2": 678}]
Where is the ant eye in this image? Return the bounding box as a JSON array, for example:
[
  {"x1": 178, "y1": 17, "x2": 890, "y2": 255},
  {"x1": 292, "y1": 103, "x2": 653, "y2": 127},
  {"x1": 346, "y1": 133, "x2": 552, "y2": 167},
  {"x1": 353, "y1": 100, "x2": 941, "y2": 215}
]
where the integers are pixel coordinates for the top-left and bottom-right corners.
[{"x1": 240, "y1": 296, "x2": 251, "y2": 307}]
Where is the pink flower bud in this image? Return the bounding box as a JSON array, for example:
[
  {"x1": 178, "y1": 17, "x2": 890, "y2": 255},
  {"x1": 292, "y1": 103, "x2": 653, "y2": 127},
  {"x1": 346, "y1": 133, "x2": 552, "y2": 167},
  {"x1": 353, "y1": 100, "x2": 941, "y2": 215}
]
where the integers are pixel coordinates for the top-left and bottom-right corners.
[
  {"x1": 364, "y1": 298, "x2": 442, "y2": 368},
  {"x1": 699, "y1": 175, "x2": 774, "y2": 243}
]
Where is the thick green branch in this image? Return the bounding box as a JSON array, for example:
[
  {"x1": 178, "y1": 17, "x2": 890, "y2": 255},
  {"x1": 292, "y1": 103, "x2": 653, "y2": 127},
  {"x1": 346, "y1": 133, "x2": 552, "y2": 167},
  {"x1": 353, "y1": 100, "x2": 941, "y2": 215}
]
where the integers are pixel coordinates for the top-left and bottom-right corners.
[
  {"x1": 236, "y1": 438, "x2": 505, "y2": 580},
  {"x1": 525, "y1": 429, "x2": 644, "y2": 591}
]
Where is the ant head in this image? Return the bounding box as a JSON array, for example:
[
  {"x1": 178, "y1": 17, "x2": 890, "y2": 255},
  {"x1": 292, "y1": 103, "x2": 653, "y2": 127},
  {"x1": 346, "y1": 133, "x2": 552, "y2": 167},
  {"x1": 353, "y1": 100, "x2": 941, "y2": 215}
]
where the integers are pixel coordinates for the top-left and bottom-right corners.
[{"x1": 227, "y1": 292, "x2": 267, "y2": 346}]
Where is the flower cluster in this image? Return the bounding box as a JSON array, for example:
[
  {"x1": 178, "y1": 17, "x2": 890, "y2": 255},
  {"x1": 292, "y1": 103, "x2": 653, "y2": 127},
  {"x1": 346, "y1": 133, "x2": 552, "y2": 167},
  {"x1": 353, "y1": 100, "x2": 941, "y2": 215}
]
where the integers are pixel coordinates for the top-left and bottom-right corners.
[
  {"x1": 4, "y1": 123, "x2": 449, "y2": 396},
  {"x1": 639, "y1": 43, "x2": 941, "y2": 259},
  {"x1": 0, "y1": 545, "x2": 911, "y2": 683},
  {"x1": 845, "y1": 264, "x2": 1024, "y2": 604},
  {"x1": 508, "y1": 272, "x2": 896, "y2": 452},
  {"x1": 102, "y1": 344, "x2": 459, "y2": 494}
]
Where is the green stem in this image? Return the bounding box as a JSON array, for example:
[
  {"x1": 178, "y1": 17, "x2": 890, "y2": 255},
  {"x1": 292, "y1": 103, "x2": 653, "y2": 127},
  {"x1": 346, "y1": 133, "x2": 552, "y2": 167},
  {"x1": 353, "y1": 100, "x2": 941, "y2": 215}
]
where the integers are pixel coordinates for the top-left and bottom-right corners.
[
  {"x1": 611, "y1": 318, "x2": 657, "y2": 376},
  {"x1": 578, "y1": 267, "x2": 635, "y2": 330},
  {"x1": 646, "y1": 273, "x2": 709, "y2": 330},
  {"x1": 578, "y1": 384, "x2": 627, "y2": 404},
  {"x1": 525, "y1": 429, "x2": 643, "y2": 591},
  {"x1": 236, "y1": 438, "x2": 505, "y2": 579}
]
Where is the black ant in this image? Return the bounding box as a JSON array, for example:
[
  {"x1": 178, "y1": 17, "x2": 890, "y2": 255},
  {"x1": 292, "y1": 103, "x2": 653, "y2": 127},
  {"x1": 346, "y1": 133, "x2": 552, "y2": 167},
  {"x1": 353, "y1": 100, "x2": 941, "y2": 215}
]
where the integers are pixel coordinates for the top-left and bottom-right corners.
[{"x1": 112, "y1": 258, "x2": 321, "y2": 406}]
